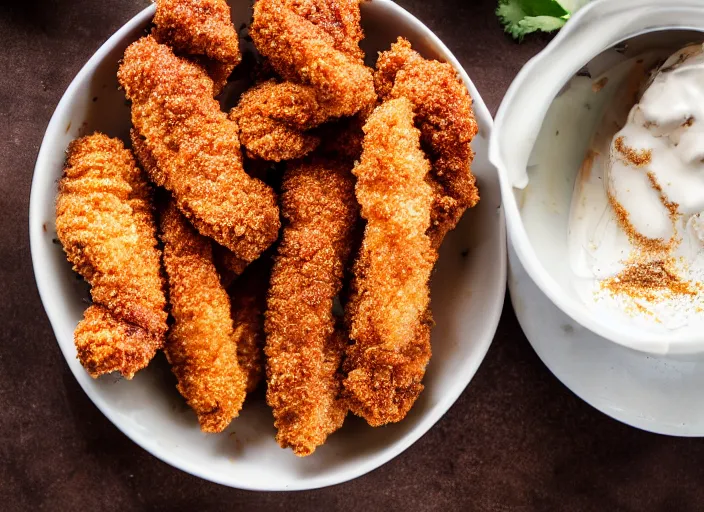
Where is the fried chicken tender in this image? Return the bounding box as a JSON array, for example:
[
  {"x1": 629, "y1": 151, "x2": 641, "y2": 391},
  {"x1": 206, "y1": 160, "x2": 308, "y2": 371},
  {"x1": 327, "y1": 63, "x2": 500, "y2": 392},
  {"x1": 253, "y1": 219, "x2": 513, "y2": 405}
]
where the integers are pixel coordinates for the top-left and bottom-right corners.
[
  {"x1": 288, "y1": 0, "x2": 365, "y2": 61},
  {"x1": 265, "y1": 158, "x2": 358, "y2": 456},
  {"x1": 73, "y1": 305, "x2": 165, "y2": 379},
  {"x1": 375, "y1": 37, "x2": 479, "y2": 247},
  {"x1": 229, "y1": 80, "x2": 323, "y2": 162},
  {"x1": 153, "y1": 0, "x2": 242, "y2": 94},
  {"x1": 344, "y1": 98, "x2": 436, "y2": 426},
  {"x1": 251, "y1": 0, "x2": 373, "y2": 106},
  {"x1": 131, "y1": 130, "x2": 250, "y2": 285},
  {"x1": 160, "y1": 201, "x2": 247, "y2": 433},
  {"x1": 209, "y1": 244, "x2": 266, "y2": 393},
  {"x1": 56, "y1": 133, "x2": 168, "y2": 379},
  {"x1": 228, "y1": 256, "x2": 271, "y2": 393},
  {"x1": 232, "y1": 0, "x2": 376, "y2": 161},
  {"x1": 119, "y1": 36, "x2": 280, "y2": 264}
]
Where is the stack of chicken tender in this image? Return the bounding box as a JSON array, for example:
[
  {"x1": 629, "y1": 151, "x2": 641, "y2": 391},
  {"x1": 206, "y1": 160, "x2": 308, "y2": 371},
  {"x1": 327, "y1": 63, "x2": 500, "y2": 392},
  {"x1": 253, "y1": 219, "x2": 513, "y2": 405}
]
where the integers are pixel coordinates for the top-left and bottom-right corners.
[{"x1": 55, "y1": 0, "x2": 479, "y2": 457}]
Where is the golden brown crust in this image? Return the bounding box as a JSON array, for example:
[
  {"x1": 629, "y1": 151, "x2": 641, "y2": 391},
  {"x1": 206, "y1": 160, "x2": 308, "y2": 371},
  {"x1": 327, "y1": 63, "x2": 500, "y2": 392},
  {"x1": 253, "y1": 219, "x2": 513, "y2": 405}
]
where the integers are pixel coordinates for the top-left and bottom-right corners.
[
  {"x1": 373, "y1": 36, "x2": 417, "y2": 99},
  {"x1": 153, "y1": 0, "x2": 241, "y2": 94},
  {"x1": 129, "y1": 127, "x2": 157, "y2": 178},
  {"x1": 287, "y1": 0, "x2": 365, "y2": 62},
  {"x1": 132, "y1": 124, "x2": 251, "y2": 291},
  {"x1": 160, "y1": 201, "x2": 247, "y2": 433},
  {"x1": 228, "y1": 256, "x2": 271, "y2": 394},
  {"x1": 375, "y1": 37, "x2": 479, "y2": 248},
  {"x1": 229, "y1": 80, "x2": 323, "y2": 162},
  {"x1": 74, "y1": 305, "x2": 164, "y2": 379},
  {"x1": 232, "y1": 298, "x2": 265, "y2": 394},
  {"x1": 119, "y1": 36, "x2": 280, "y2": 264},
  {"x1": 56, "y1": 133, "x2": 167, "y2": 379},
  {"x1": 265, "y1": 158, "x2": 358, "y2": 456},
  {"x1": 343, "y1": 98, "x2": 436, "y2": 426},
  {"x1": 251, "y1": 0, "x2": 374, "y2": 110},
  {"x1": 233, "y1": 0, "x2": 376, "y2": 161}
]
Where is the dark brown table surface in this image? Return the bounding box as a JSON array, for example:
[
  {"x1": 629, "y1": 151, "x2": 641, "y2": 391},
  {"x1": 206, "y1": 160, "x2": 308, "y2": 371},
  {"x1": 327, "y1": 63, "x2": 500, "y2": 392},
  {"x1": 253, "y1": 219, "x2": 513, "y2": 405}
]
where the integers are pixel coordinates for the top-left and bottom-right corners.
[{"x1": 3, "y1": 0, "x2": 704, "y2": 510}]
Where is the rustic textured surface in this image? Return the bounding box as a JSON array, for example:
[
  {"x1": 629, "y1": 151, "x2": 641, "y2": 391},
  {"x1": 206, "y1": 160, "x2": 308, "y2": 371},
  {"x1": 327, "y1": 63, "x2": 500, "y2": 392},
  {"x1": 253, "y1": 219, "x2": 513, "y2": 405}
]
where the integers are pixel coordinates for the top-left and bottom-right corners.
[{"x1": 4, "y1": 0, "x2": 704, "y2": 510}]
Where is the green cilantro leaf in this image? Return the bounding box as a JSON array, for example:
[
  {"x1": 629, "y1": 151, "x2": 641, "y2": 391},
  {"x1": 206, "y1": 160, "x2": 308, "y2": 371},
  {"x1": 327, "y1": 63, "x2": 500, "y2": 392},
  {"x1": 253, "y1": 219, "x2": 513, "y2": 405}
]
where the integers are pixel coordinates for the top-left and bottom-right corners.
[{"x1": 497, "y1": 0, "x2": 588, "y2": 41}]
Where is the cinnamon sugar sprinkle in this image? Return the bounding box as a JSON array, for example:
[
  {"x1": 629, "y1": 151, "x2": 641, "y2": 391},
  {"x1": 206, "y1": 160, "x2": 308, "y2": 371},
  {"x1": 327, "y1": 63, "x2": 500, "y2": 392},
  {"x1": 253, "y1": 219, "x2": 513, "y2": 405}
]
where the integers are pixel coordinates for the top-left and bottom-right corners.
[
  {"x1": 646, "y1": 171, "x2": 680, "y2": 218},
  {"x1": 614, "y1": 136, "x2": 652, "y2": 167},
  {"x1": 601, "y1": 150, "x2": 700, "y2": 320},
  {"x1": 607, "y1": 192, "x2": 669, "y2": 252},
  {"x1": 602, "y1": 258, "x2": 696, "y2": 302}
]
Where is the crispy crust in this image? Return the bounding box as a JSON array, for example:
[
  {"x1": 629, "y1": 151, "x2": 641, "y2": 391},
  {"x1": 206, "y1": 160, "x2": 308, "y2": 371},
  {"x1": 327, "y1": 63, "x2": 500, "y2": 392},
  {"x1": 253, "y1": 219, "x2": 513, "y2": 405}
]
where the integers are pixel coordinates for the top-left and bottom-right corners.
[
  {"x1": 228, "y1": 256, "x2": 272, "y2": 394},
  {"x1": 265, "y1": 158, "x2": 358, "y2": 456},
  {"x1": 74, "y1": 305, "x2": 164, "y2": 379},
  {"x1": 160, "y1": 201, "x2": 247, "y2": 433},
  {"x1": 232, "y1": 0, "x2": 376, "y2": 161},
  {"x1": 119, "y1": 36, "x2": 280, "y2": 264},
  {"x1": 288, "y1": 0, "x2": 365, "y2": 62},
  {"x1": 153, "y1": 0, "x2": 241, "y2": 94},
  {"x1": 375, "y1": 37, "x2": 479, "y2": 247},
  {"x1": 251, "y1": 0, "x2": 374, "y2": 110},
  {"x1": 343, "y1": 98, "x2": 436, "y2": 426},
  {"x1": 229, "y1": 80, "x2": 323, "y2": 162},
  {"x1": 56, "y1": 133, "x2": 167, "y2": 379}
]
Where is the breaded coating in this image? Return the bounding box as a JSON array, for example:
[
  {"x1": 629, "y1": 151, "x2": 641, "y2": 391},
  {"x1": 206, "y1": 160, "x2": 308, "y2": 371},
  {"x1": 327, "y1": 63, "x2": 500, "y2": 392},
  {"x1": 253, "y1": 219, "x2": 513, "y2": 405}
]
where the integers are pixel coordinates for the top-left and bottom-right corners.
[
  {"x1": 375, "y1": 37, "x2": 479, "y2": 247},
  {"x1": 153, "y1": 0, "x2": 241, "y2": 94},
  {"x1": 265, "y1": 158, "x2": 358, "y2": 456},
  {"x1": 251, "y1": 0, "x2": 374, "y2": 110},
  {"x1": 287, "y1": 0, "x2": 365, "y2": 62},
  {"x1": 373, "y1": 36, "x2": 418, "y2": 99},
  {"x1": 119, "y1": 36, "x2": 280, "y2": 264},
  {"x1": 74, "y1": 305, "x2": 164, "y2": 378},
  {"x1": 56, "y1": 133, "x2": 168, "y2": 379},
  {"x1": 233, "y1": 0, "x2": 376, "y2": 161},
  {"x1": 129, "y1": 127, "x2": 158, "y2": 178},
  {"x1": 160, "y1": 201, "x2": 247, "y2": 433},
  {"x1": 229, "y1": 80, "x2": 323, "y2": 162},
  {"x1": 344, "y1": 98, "x2": 436, "y2": 426},
  {"x1": 228, "y1": 256, "x2": 271, "y2": 393}
]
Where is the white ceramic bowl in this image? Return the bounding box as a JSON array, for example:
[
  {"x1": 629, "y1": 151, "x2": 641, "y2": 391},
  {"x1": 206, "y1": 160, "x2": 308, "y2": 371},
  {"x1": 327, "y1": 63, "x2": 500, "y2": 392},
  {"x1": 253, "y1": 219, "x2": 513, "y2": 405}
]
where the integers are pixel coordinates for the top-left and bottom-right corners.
[
  {"x1": 491, "y1": 0, "x2": 704, "y2": 355},
  {"x1": 29, "y1": 0, "x2": 506, "y2": 490}
]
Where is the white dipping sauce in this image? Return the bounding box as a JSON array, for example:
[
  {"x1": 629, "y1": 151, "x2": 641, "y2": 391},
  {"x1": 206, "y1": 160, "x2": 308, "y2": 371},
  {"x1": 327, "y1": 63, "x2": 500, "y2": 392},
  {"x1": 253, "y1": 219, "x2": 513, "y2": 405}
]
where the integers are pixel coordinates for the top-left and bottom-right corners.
[{"x1": 569, "y1": 44, "x2": 704, "y2": 332}]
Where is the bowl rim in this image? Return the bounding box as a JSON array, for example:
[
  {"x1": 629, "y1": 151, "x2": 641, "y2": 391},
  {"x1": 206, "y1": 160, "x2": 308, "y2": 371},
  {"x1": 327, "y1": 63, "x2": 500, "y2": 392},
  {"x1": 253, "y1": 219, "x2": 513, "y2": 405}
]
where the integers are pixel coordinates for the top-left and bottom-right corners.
[
  {"x1": 29, "y1": 0, "x2": 506, "y2": 490},
  {"x1": 491, "y1": 0, "x2": 704, "y2": 355}
]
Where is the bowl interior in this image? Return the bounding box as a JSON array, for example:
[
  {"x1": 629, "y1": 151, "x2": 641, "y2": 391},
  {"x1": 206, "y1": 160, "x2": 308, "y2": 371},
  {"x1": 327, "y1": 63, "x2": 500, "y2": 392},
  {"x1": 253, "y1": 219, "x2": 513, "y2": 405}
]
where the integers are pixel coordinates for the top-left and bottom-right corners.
[
  {"x1": 29, "y1": 0, "x2": 505, "y2": 490},
  {"x1": 510, "y1": 29, "x2": 704, "y2": 354}
]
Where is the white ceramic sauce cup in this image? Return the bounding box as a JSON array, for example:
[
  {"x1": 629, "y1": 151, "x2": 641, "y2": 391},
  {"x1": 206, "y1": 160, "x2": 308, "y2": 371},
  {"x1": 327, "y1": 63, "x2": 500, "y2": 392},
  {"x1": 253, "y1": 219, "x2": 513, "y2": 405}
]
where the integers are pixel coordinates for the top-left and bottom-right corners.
[{"x1": 491, "y1": 0, "x2": 704, "y2": 355}]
